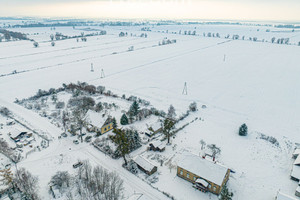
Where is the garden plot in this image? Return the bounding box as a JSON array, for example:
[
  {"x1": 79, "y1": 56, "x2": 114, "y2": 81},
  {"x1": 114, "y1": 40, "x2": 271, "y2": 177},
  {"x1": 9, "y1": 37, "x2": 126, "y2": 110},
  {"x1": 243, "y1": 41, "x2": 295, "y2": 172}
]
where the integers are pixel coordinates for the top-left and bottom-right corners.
[{"x1": 0, "y1": 112, "x2": 46, "y2": 163}]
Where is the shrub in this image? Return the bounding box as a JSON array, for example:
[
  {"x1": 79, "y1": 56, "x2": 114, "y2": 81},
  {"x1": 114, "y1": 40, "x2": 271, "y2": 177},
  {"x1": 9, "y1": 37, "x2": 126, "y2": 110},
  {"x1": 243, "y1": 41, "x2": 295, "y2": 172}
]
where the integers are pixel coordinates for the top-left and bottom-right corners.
[{"x1": 239, "y1": 123, "x2": 248, "y2": 136}]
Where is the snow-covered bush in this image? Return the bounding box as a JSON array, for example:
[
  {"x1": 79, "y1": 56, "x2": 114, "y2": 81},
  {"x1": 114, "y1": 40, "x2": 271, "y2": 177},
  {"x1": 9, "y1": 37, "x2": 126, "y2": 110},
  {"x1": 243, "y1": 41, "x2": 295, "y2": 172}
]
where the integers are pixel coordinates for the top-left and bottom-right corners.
[{"x1": 239, "y1": 123, "x2": 248, "y2": 136}]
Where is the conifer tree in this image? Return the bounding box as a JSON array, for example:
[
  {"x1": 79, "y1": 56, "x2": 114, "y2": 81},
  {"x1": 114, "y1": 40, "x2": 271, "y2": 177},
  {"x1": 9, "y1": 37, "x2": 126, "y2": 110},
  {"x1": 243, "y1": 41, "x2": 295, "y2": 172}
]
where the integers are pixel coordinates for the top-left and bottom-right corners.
[
  {"x1": 220, "y1": 185, "x2": 233, "y2": 200},
  {"x1": 239, "y1": 123, "x2": 248, "y2": 136},
  {"x1": 120, "y1": 114, "x2": 129, "y2": 125}
]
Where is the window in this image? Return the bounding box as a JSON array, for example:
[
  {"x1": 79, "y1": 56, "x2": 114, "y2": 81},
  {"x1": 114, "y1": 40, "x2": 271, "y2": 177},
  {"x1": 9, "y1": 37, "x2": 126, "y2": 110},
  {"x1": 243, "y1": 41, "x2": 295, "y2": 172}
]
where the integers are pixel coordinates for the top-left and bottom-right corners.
[
  {"x1": 180, "y1": 170, "x2": 183, "y2": 175},
  {"x1": 208, "y1": 184, "x2": 211, "y2": 189},
  {"x1": 193, "y1": 176, "x2": 197, "y2": 181},
  {"x1": 213, "y1": 186, "x2": 217, "y2": 191},
  {"x1": 104, "y1": 128, "x2": 107, "y2": 131},
  {"x1": 187, "y1": 173, "x2": 190, "y2": 178}
]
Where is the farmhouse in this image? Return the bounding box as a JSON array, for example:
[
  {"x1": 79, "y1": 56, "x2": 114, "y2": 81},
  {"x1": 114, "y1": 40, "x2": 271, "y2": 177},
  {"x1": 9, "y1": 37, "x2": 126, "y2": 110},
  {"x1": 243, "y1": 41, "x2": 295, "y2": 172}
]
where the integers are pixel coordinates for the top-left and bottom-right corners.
[
  {"x1": 86, "y1": 110, "x2": 114, "y2": 134},
  {"x1": 133, "y1": 155, "x2": 157, "y2": 175},
  {"x1": 100, "y1": 117, "x2": 114, "y2": 134},
  {"x1": 177, "y1": 153, "x2": 230, "y2": 195},
  {"x1": 149, "y1": 141, "x2": 166, "y2": 152},
  {"x1": 275, "y1": 191, "x2": 298, "y2": 200}
]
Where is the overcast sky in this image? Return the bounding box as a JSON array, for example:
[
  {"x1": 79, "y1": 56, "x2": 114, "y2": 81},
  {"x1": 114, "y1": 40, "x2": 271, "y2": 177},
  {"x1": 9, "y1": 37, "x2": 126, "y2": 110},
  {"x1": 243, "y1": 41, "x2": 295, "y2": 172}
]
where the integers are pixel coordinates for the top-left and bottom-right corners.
[{"x1": 0, "y1": 0, "x2": 299, "y2": 21}]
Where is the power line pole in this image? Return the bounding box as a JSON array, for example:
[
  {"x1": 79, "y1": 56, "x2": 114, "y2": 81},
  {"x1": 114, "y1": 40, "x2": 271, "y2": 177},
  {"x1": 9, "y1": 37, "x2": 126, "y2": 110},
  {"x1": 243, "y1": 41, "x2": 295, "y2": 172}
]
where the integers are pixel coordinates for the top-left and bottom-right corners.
[
  {"x1": 223, "y1": 54, "x2": 226, "y2": 62},
  {"x1": 182, "y1": 82, "x2": 187, "y2": 95},
  {"x1": 101, "y1": 69, "x2": 105, "y2": 78},
  {"x1": 91, "y1": 63, "x2": 94, "y2": 72}
]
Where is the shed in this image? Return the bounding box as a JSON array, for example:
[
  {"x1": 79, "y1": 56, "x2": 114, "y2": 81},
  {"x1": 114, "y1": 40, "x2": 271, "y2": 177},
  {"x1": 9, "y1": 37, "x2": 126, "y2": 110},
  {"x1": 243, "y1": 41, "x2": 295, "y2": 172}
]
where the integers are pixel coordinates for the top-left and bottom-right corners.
[
  {"x1": 146, "y1": 122, "x2": 162, "y2": 137},
  {"x1": 294, "y1": 155, "x2": 300, "y2": 166},
  {"x1": 293, "y1": 148, "x2": 300, "y2": 159},
  {"x1": 149, "y1": 141, "x2": 166, "y2": 152},
  {"x1": 133, "y1": 155, "x2": 157, "y2": 175}
]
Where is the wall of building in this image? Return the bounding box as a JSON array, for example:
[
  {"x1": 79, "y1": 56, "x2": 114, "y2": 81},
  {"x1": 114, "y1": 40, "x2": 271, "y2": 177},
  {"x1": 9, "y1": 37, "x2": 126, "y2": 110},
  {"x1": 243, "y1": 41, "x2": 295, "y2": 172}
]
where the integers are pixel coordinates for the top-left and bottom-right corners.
[
  {"x1": 101, "y1": 123, "x2": 113, "y2": 134},
  {"x1": 177, "y1": 166, "x2": 222, "y2": 195}
]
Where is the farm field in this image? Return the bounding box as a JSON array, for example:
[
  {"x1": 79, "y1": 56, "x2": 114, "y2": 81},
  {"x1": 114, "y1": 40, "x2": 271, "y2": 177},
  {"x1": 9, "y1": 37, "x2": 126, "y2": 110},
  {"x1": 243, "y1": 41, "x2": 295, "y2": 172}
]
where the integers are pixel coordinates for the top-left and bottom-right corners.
[{"x1": 0, "y1": 21, "x2": 300, "y2": 200}]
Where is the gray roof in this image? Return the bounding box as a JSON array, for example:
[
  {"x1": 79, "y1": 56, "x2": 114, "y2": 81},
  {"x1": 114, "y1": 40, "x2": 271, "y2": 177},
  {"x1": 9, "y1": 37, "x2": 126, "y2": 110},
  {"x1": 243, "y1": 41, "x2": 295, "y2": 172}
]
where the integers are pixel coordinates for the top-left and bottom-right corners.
[{"x1": 178, "y1": 153, "x2": 228, "y2": 186}]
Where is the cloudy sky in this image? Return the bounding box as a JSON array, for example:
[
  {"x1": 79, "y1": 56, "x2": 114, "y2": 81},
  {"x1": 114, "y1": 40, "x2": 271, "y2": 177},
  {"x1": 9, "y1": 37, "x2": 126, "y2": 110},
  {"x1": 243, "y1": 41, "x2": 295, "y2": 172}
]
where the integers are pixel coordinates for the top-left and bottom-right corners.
[{"x1": 0, "y1": 0, "x2": 299, "y2": 21}]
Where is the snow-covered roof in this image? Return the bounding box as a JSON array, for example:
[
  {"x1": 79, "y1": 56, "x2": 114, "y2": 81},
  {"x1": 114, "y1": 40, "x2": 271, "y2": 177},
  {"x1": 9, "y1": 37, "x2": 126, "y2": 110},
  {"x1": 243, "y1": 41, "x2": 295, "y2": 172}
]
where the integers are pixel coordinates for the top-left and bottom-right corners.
[
  {"x1": 150, "y1": 141, "x2": 166, "y2": 149},
  {"x1": 291, "y1": 165, "x2": 300, "y2": 180},
  {"x1": 195, "y1": 178, "x2": 209, "y2": 187},
  {"x1": 178, "y1": 153, "x2": 228, "y2": 186},
  {"x1": 150, "y1": 122, "x2": 162, "y2": 131},
  {"x1": 293, "y1": 149, "x2": 300, "y2": 157},
  {"x1": 86, "y1": 110, "x2": 106, "y2": 127},
  {"x1": 9, "y1": 127, "x2": 28, "y2": 138},
  {"x1": 276, "y1": 191, "x2": 298, "y2": 200},
  {"x1": 134, "y1": 155, "x2": 157, "y2": 172},
  {"x1": 294, "y1": 155, "x2": 300, "y2": 165}
]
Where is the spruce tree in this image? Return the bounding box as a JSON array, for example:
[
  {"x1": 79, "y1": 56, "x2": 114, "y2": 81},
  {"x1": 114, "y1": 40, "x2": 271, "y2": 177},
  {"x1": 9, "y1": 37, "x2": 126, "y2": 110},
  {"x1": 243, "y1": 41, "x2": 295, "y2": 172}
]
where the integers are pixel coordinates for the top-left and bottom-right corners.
[
  {"x1": 112, "y1": 117, "x2": 117, "y2": 128},
  {"x1": 239, "y1": 123, "x2": 248, "y2": 136},
  {"x1": 220, "y1": 185, "x2": 233, "y2": 200},
  {"x1": 120, "y1": 114, "x2": 129, "y2": 125},
  {"x1": 129, "y1": 101, "x2": 140, "y2": 119}
]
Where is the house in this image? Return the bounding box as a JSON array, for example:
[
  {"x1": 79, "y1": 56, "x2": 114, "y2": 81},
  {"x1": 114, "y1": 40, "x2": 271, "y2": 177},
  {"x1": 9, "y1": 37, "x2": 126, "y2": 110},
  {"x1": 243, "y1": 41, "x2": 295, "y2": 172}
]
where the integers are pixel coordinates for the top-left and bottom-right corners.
[
  {"x1": 9, "y1": 128, "x2": 28, "y2": 142},
  {"x1": 149, "y1": 141, "x2": 166, "y2": 152},
  {"x1": 133, "y1": 155, "x2": 157, "y2": 175},
  {"x1": 86, "y1": 110, "x2": 114, "y2": 135},
  {"x1": 146, "y1": 122, "x2": 162, "y2": 137},
  {"x1": 100, "y1": 117, "x2": 114, "y2": 134},
  {"x1": 177, "y1": 153, "x2": 230, "y2": 195},
  {"x1": 275, "y1": 191, "x2": 298, "y2": 200}
]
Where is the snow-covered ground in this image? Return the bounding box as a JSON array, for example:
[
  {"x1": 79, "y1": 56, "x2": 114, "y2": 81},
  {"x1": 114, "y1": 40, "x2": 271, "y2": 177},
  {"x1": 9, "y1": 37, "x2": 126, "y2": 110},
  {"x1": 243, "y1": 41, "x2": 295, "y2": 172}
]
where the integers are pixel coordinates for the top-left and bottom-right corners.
[{"x1": 0, "y1": 20, "x2": 300, "y2": 199}]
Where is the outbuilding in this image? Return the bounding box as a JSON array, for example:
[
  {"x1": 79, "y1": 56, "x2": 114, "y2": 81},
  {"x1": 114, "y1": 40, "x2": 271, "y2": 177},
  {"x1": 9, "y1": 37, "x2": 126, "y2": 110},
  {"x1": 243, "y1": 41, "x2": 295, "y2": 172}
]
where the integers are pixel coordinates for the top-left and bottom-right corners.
[{"x1": 133, "y1": 155, "x2": 157, "y2": 175}]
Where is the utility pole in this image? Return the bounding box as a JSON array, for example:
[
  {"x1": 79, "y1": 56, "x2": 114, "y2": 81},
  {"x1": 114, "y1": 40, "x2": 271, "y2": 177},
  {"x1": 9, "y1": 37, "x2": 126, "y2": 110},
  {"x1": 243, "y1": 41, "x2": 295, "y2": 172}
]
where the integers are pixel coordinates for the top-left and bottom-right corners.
[
  {"x1": 223, "y1": 54, "x2": 226, "y2": 62},
  {"x1": 91, "y1": 63, "x2": 94, "y2": 72},
  {"x1": 182, "y1": 82, "x2": 187, "y2": 95},
  {"x1": 101, "y1": 69, "x2": 105, "y2": 78}
]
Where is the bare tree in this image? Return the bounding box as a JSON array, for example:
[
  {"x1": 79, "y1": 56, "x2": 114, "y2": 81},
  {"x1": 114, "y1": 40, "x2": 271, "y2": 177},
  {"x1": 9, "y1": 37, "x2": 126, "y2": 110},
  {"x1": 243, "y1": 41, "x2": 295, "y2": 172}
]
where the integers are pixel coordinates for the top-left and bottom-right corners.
[
  {"x1": 49, "y1": 171, "x2": 71, "y2": 190},
  {"x1": 200, "y1": 139, "x2": 206, "y2": 150},
  {"x1": 207, "y1": 144, "x2": 221, "y2": 158},
  {"x1": 13, "y1": 167, "x2": 40, "y2": 200}
]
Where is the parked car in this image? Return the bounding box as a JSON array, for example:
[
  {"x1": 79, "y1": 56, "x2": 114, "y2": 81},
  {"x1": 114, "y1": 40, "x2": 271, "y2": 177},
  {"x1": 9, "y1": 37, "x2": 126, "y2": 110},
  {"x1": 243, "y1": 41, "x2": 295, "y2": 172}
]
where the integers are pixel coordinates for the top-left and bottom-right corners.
[
  {"x1": 85, "y1": 136, "x2": 92, "y2": 143},
  {"x1": 73, "y1": 140, "x2": 79, "y2": 144},
  {"x1": 61, "y1": 133, "x2": 67, "y2": 137},
  {"x1": 73, "y1": 161, "x2": 83, "y2": 168}
]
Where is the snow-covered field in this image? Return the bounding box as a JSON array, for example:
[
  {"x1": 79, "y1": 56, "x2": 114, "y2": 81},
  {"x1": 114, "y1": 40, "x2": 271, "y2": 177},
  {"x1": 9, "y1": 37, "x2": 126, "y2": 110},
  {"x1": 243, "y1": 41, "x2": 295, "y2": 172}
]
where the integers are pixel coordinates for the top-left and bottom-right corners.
[{"x1": 0, "y1": 20, "x2": 300, "y2": 200}]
